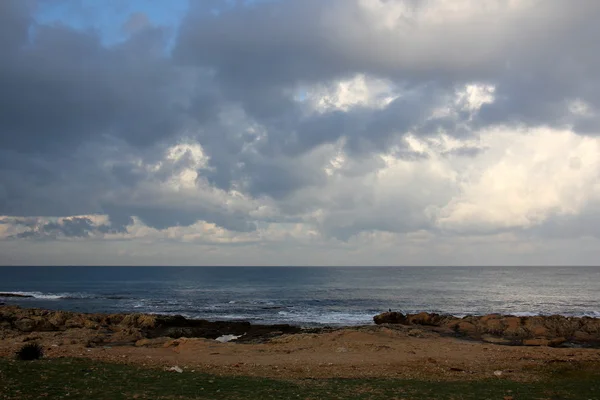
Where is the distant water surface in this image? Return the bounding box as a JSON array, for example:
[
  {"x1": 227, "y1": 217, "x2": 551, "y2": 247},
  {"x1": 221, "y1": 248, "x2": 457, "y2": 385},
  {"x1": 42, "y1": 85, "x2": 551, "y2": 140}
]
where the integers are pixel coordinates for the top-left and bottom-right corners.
[{"x1": 1, "y1": 266, "x2": 599, "y2": 326}]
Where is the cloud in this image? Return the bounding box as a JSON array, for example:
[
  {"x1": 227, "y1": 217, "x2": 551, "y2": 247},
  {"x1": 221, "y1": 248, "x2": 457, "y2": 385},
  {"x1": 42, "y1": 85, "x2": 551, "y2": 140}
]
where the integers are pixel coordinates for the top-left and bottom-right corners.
[
  {"x1": 433, "y1": 127, "x2": 600, "y2": 234},
  {"x1": 1, "y1": 0, "x2": 600, "y2": 265},
  {"x1": 1, "y1": 215, "x2": 122, "y2": 239},
  {"x1": 177, "y1": 0, "x2": 600, "y2": 131}
]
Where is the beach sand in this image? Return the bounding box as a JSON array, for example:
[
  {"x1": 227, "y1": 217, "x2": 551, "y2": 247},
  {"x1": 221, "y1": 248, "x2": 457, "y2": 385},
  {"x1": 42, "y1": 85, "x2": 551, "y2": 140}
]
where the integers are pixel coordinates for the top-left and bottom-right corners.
[{"x1": 2, "y1": 323, "x2": 599, "y2": 382}]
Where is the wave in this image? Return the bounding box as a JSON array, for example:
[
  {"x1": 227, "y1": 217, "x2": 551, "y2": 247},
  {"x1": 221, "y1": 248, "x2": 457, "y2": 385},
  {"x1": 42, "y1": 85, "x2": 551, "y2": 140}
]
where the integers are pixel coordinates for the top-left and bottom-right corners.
[
  {"x1": 2, "y1": 291, "x2": 599, "y2": 324},
  {"x1": 0, "y1": 291, "x2": 68, "y2": 300},
  {"x1": 0, "y1": 291, "x2": 134, "y2": 301}
]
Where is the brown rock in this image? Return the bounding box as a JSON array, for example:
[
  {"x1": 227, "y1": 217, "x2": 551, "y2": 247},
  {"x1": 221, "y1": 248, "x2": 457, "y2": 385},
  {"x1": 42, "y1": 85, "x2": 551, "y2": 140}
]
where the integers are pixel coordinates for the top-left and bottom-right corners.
[
  {"x1": 456, "y1": 321, "x2": 477, "y2": 335},
  {"x1": 407, "y1": 329, "x2": 424, "y2": 337},
  {"x1": 373, "y1": 312, "x2": 407, "y2": 325},
  {"x1": 14, "y1": 318, "x2": 37, "y2": 332},
  {"x1": 120, "y1": 314, "x2": 157, "y2": 329},
  {"x1": 137, "y1": 315, "x2": 157, "y2": 329},
  {"x1": 480, "y1": 315, "x2": 504, "y2": 335},
  {"x1": 408, "y1": 312, "x2": 446, "y2": 326},
  {"x1": 83, "y1": 320, "x2": 100, "y2": 330},
  {"x1": 48, "y1": 311, "x2": 70, "y2": 328},
  {"x1": 31, "y1": 317, "x2": 56, "y2": 332},
  {"x1": 64, "y1": 318, "x2": 84, "y2": 329},
  {"x1": 573, "y1": 331, "x2": 595, "y2": 342},
  {"x1": 502, "y1": 317, "x2": 528, "y2": 338},
  {"x1": 110, "y1": 328, "x2": 143, "y2": 344}
]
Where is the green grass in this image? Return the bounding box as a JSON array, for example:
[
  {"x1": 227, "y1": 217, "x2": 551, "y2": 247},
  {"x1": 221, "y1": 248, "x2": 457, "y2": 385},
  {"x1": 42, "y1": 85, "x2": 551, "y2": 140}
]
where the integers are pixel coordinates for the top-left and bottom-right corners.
[{"x1": 1, "y1": 358, "x2": 599, "y2": 400}]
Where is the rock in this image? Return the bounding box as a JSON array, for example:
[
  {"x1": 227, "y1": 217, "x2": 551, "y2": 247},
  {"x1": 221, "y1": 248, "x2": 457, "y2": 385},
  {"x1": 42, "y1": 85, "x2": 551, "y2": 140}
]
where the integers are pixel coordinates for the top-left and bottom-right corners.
[
  {"x1": 369, "y1": 310, "x2": 600, "y2": 347},
  {"x1": 493, "y1": 370, "x2": 503, "y2": 377},
  {"x1": 48, "y1": 312, "x2": 69, "y2": 329},
  {"x1": 0, "y1": 293, "x2": 34, "y2": 298},
  {"x1": 83, "y1": 320, "x2": 100, "y2": 330},
  {"x1": 502, "y1": 317, "x2": 527, "y2": 338},
  {"x1": 137, "y1": 315, "x2": 157, "y2": 329},
  {"x1": 1, "y1": 305, "x2": 301, "y2": 344},
  {"x1": 550, "y1": 337, "x2": 567, "y2": 347},
  {"x1": 373, "y1": 312, "x2": 407, "y2": 325},
  {"x1": 167, "y1": 366, "x2": 183, "y2": 373},
  {"x1": 455, "y1": 321, "x2": 477, "y2": 335},
  {"x1": 407, "y1": 329, "x2": 424, "y2": 337},
  {"x1": 572, "y1": 331, "x2": 595, "y2": 343},
  {"x1": 109, "y1": 328, "x2": 143, "y2": 344},
  {"x1": 64, "y1": 319, "x2": 84, "y2": 329},
  {"x1": 522, "y1": 316, "x2": 549, "y2": 337},
  {"x1": 31, "y1": 317, "x2": 55, "y2": 332},
  {"x1": 479, "y1": 315, "x2": 504, "y2": 335},
  {"x1": 14, "y1": 318, "x2": 37, "y2": 332},
  {"x1": 407, "y1": 312, "x2": 447, "y2": 326}
]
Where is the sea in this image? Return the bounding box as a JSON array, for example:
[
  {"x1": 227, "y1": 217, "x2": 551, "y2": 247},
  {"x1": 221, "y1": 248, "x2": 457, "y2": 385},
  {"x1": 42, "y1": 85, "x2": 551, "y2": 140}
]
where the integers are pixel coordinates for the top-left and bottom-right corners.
[{"x1": 1, "y1": 266, "x2": 599, "y2": 327}]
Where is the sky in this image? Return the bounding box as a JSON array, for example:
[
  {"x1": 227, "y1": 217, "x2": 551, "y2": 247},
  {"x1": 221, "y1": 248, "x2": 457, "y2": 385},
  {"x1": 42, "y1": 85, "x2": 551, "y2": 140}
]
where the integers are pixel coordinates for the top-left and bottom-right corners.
[{"x1": 1, "y1": 0, "x2": 600, "y2": 266}]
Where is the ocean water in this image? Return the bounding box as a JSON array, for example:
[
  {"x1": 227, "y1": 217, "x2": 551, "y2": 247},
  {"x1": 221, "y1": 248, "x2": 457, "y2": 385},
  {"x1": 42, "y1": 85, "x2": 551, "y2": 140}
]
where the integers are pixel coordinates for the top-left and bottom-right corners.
[{"x1": 1, "y1": 266, "x2": 599, "y2": 326}]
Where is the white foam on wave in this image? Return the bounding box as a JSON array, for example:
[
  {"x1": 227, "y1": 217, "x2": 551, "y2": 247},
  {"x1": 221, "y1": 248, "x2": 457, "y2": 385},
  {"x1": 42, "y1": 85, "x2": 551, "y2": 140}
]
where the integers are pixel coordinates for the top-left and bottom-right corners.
[
  {"x1": 510, "y1": 311, "x2": 545, "y2": 317},
  {"x1": 1, "y1": 291, "x2": 66, "y2": 300},
  {"x1": 0, "y1": 291, "x2": 92, "y2": 300},
  {"x1": 582, "y1": 311, "x2": 600, "y2": 318},
  {"x1": 274, "y1": 310, "x2": 373, "y2": 326}
]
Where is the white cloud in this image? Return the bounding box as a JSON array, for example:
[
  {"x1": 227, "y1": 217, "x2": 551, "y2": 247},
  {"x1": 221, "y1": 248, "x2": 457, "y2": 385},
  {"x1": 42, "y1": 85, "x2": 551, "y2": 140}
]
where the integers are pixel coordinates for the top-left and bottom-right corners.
[
  {"x1": 303, "y1": 74, "x2": 398, "y2": 113},
  {"x1": 434, "y1": 127, "x2": 600, "y2": 232}
]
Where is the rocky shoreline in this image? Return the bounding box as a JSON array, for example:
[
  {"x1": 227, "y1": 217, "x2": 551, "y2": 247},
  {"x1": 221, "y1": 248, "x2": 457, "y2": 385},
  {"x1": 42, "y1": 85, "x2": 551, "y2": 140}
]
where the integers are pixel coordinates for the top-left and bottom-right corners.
[
  {"x1": 373, "y1": 311, "x2": 600, "y2": 347},
  {"x1": 2, "y1": 305, "x2": 600, "y2": 348},
  {"x1": 0, "y1": 305, "x2": 301, "y2": 346}
]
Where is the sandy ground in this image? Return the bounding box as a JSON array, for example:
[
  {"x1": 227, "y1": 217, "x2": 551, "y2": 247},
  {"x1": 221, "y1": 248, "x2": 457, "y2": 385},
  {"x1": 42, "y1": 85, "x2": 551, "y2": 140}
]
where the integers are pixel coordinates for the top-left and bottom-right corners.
[{"x1": 2, "y1": 325, "x2": 600, "y2": 381}]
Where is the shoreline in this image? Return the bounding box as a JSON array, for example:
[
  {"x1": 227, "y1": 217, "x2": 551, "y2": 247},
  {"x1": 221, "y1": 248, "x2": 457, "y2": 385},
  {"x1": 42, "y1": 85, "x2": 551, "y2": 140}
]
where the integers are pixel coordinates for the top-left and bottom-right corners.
[
  {"x1": 2, "y1": 305, "x2": 600, "y2": 381},
  {"x1": 3, "y1": 304, "x2": 600, "y2": 346}
]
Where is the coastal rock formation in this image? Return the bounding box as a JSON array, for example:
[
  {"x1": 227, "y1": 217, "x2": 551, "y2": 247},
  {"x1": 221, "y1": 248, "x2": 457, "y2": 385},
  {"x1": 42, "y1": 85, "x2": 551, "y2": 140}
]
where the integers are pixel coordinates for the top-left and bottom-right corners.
[
  {"x1": 0, "y1": 305, "x2": 300, "y2": 345},
  {"x1": 0, "y1": 293, "x2": 33, "y2": 298},
  {"x1": 373, "y1": 312, "x2": 407, "y2": 325},
  {"x1": 373, "y1": 311, "x2": 600, "y2": 347}
]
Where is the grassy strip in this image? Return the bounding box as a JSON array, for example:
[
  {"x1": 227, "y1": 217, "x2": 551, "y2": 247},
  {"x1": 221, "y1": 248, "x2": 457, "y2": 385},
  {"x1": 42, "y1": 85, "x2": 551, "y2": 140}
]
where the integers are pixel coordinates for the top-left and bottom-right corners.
[{"x1": 1, "y1": 358, "x2": 599, "y2": 400}]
